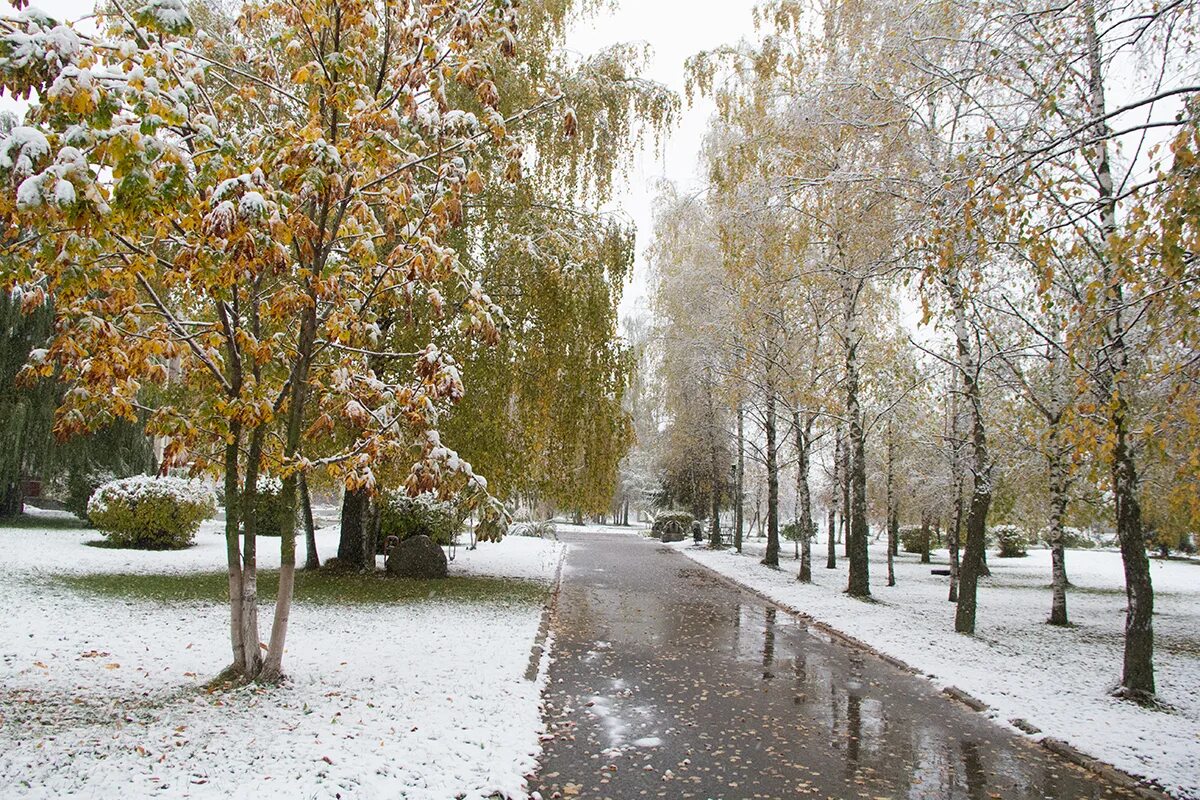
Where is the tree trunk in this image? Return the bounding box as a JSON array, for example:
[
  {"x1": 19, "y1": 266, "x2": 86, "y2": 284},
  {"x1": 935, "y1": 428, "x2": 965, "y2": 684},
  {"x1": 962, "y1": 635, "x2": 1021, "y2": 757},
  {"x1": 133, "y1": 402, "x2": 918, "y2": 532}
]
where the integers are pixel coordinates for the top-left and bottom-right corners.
[
  {"x1": 301, "y1": 473, "x2": 319, "y2": 570},
  {"x1": 886, "y1": 420, "x2": 897, "y2": 588},
  {"x1": 708, "y1": 371, "x2": 722, "y2": 549},
  {"x1": 239, "y1": 426, "x2": 265, "y2": 678},
  {"x1": 1082, "y1": 0, "x2": 1154, "y2": 698},
  {"x1": 1047, "y1": 432, "x2": 1069, "y2": 625},
  {"x1": 735, "y1": 404, "x2": 744, "y2": 553},
  {"x1": 762, "y1": 388, "x2": 780, "y2": 568},
  {"x1": 839, "y1": 430, "x2": 850, "y2": 552},
  {"x1": 954, "y1": 291, "x2": 992, "y2": 634},
  {"x1": 920, "y1": 509, "x2": 932, "y2": 565},
  {"x1": 222, "y1": 425, "x2": 245, "y2": 676},
  {"x1": 795, "y1": 412, "x2": 813, "y2": 583},
  {"x1": 827, "y1": 429, "x2": 839, "y2": 570},
  {"x1": 338, "y1": 488, "x2": 370, "y2": 569},
  {"x1": 845, "y1": 303, "x2": 870, "y2": 598}
]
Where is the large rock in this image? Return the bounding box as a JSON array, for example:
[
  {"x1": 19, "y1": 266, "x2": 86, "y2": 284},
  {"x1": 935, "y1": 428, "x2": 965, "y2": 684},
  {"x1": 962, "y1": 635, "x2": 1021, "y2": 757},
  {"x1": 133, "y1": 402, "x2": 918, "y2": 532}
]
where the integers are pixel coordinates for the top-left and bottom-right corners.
[{"x1": 385, "y1": 534, "x2": 448, "y2": 579}]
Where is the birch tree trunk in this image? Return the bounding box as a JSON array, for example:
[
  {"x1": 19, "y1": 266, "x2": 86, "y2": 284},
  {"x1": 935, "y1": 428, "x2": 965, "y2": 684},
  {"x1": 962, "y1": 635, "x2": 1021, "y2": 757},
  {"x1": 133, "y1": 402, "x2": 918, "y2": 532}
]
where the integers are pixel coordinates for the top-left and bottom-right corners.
[
  {"x1": 845, "y1": 283, "x2": 870, "y2": 598},
  {"x1": 795, "y1": 412, "x2": 814, "y2": 583},
  {"x1": 762, "y1": 386, "x2": 780, "y2": 567},
  {"x1": 1047, "y1": 423, "x2": 1069, "y2": 626},
  {"x1": 886, "y1": 420, "x2": 897, "y2": 588},
  {"x1": 953, "y1": 291, "x2": 992, "y2": 634},
  {"x1": 735, "y1": 404, "x2": 744, "y2": 552},
  {"x1": 222, "y1": 426, "x2": 245, "y2": 677},
  {"x1": 1082, "y1": 0, "x2": 1154, "y2": 699}
]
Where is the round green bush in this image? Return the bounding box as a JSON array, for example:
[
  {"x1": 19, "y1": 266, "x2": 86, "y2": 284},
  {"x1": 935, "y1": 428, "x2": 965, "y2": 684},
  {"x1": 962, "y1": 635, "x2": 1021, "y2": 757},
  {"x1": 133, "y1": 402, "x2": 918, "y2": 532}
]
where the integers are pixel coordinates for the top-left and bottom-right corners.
[
  {"x1": 65, "y1": 469, "x2": 117, "y2": 522},
  {"x1": 87, "y1": 476, "x2": 217, "y2": 550},
  {"x1": 993, "y1": 524, "x2": 1028, "y2": 558},
  {"x1": 378, "y1": 492, "x2": 462, "y2": 549}
]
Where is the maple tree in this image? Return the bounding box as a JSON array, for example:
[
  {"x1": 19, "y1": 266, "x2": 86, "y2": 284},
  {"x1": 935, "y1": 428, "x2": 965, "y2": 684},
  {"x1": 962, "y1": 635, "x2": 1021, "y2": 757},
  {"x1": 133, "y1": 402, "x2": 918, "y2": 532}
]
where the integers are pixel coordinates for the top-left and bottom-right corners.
[{"x1": 0, "y1": 0, "x2": 572, "y2": 682}]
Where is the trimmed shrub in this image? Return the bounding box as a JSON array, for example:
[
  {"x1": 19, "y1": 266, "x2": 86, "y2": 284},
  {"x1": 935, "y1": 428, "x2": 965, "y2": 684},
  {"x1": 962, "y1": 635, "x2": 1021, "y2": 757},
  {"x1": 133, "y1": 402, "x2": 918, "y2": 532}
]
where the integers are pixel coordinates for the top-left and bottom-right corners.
[
  {"x1": 993, "y1": 524, "x2": 1028, "y2": 558},
  {"x1": 650, "y1": 511, "x2": 693, "y2": 541},
  {"x1": 248, "y1": 476, "x2": 292, "y2": 537},
  {"x1": 511, "y1": 520, "x2": 557, "y2": 539},
  {"x1": 378, "y1": 492, "x2": 461, "y2": 548},
  {"x1": 87, "y1": 476, "x2": 216, "y2": 550},
  {"x1": 899, "y1": 526, "x2": 929, "y2": 554}
]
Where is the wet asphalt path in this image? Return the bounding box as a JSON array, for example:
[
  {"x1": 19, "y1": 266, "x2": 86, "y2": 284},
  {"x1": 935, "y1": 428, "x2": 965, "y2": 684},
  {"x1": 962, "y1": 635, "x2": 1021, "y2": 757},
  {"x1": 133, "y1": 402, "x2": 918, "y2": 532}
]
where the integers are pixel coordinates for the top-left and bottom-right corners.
[{"x1": 530, "y1": 530, "x2": 1141, "y2": 800}]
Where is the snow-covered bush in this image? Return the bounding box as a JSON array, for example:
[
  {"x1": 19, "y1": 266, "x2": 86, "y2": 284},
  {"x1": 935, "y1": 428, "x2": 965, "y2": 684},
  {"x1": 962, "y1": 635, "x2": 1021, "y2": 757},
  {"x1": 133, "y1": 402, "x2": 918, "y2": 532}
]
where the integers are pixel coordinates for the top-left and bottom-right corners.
[
  {"x1": 378, "y1": 491, "x2": 461, "y2": 547},
  {"x1": 511, "y1": 520, "x2": 557, "y2": 539},
  {"x1": 248, "y1": 475, "x2": 292, "y2": 537},
  {"x1": 1039, "y1": 526, "x2": 1097, "y2": 549},
  {"x1": 899, "y1": 526, "x2": 929, "y2": 554},
  {"x1": 650, "y1": 511, "x2": 693, "y2": 540},
  {"x1": 87, "y1": 476, "x2": 216, "y2": 549},
  {"x1": 993, "y1": 524, "x2": 1028, "y2": 558}
]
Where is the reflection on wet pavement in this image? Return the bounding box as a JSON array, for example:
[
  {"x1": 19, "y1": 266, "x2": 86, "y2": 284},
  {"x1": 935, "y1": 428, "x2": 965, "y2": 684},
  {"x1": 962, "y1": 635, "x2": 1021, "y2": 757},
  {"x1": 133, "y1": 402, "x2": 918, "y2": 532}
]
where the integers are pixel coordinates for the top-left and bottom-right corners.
[{"x1": 531, "y1": 531, "x2": 1142, "y2": 800}]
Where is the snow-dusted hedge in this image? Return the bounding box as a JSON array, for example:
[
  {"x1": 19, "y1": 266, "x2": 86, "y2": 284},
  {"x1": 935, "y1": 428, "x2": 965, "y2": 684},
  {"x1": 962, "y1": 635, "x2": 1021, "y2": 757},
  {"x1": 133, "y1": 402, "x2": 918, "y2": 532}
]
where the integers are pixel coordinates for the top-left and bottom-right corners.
[
  {"x1": 650, "y1": 511, "x2": 693, "y2": 540},
  {"x1": 87, "y1": 476, "x2": 216, "y2": 549},
  {"x1": 378, "y1": 491, "x2": 461, "y2": 548},
  {"x1": 992, "y1": 524, "x2": 1028, "y2": 558},
  {"x1": 511, "y1": 520, "x2": 557, "y2": 539}
]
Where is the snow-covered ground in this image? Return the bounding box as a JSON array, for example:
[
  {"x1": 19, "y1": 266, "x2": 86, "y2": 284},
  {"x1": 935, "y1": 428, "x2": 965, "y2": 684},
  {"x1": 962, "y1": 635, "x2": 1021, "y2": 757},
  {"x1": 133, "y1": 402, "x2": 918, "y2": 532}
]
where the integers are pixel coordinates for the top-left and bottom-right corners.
[
  {"x1": 0, "y1": 512, "x2": 564, "y2": 800},
  {"x1": 673, "y1": 536, "x2": 1200, "y2": 800}
]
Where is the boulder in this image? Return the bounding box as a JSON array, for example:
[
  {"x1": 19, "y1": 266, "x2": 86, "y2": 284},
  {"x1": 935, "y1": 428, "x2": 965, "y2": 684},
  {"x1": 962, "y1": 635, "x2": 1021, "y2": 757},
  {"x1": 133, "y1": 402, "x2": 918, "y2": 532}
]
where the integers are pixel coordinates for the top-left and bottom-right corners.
[
  {"x1": 660, "y1": 524, "x2": 687, "y2": 543},
  {"x1": 385, "y1": 534, "x2": 448, "y2": 579}
]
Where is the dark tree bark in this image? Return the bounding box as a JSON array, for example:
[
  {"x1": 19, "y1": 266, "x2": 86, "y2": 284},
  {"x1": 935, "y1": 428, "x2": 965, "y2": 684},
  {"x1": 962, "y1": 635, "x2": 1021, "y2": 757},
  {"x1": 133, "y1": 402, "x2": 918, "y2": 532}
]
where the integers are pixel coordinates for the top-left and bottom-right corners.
[
  {"x1": 846, "y1": 332, "x2": 870, "y2": 599},
  {"x1": 338, "y1": 487, "x2": 370, "y2": 570},
  {"x1": 919, "y1": 509, "x2": 932, "y2": 565},
  {"x1": 300, "y1": 473, "x2": 319, "y2": 570},
  {"x1": 762, "y1": 388, "x2": 780, "y2": 568}
]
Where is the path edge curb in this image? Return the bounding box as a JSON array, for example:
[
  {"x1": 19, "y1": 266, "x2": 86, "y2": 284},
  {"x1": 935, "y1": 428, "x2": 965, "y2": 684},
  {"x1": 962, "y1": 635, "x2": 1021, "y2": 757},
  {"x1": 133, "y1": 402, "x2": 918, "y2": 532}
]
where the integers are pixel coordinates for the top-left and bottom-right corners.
[
  {"x1": 673, "y1": 545, "x2": 1175, "y2": 800},
  {"x1": 524, "y1": 540, "x2": 567, "y2": 682}
]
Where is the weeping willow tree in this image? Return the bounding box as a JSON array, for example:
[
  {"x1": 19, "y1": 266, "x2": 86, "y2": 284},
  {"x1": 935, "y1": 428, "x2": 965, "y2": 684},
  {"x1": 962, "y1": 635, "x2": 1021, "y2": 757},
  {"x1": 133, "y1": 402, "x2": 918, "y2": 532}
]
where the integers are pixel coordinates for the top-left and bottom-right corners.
[
  {"x1": 0, "y1": 287, "x2": 53, "y2": 516},
  {"x1": 336, "y1": 0, "x2": 676, "y2": 535}
]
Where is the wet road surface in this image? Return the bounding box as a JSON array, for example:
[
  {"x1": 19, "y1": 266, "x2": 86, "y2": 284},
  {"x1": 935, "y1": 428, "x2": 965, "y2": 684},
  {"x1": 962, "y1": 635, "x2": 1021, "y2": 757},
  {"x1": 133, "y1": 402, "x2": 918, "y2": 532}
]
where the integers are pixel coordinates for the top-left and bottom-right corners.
[{"x1": 531, "y1": 530, "x2": 1142, "y2": 800}]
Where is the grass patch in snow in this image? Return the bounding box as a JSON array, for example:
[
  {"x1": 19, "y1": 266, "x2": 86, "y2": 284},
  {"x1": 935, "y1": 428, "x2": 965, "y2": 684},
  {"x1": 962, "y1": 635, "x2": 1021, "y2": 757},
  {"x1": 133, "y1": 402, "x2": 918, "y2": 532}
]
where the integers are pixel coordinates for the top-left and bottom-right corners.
[
  {"x1": 55, "y1": 570, "x2": 548, "y2": 607},
  {"x1": 0, "y1": 514, "x2": 86, "y2": 530}
]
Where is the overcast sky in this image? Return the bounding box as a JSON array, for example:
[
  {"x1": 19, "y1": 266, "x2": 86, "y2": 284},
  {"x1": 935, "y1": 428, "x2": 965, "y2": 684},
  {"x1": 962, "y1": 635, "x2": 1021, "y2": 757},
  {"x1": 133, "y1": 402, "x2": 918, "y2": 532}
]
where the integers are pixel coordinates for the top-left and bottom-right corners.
[{"x1": 566, "y1": 1, "x2": 761, "y2": 321}]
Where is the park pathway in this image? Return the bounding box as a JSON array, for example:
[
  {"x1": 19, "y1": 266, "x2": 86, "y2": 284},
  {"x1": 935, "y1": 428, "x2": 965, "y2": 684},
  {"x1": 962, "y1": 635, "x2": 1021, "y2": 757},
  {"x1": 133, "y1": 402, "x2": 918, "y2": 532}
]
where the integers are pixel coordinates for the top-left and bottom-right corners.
[{"x1": 530, "y1": 529, "x2": 1142, "y2": 800}]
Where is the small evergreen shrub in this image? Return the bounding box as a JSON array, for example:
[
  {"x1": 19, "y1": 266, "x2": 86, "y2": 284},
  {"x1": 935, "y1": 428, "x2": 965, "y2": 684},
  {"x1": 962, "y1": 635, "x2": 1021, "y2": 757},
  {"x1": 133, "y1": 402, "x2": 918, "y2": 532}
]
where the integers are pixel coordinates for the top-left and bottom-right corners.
[
  {"x1": 248, "y1": 476, "x2": 292, "y2": 537},
  {"x1": 899, "y1": 526, "x2": 929, "y2": 554},
  {"x1": 87, "y1": 476, "x2": 216, "y2": 549},
  {"x1": 65, "y1": 469, "x2": 116, "y2": 522},
  {"x1": 993, "y1": 524, "x2": 1028, "y2": 557},
  {"x1": 781, "y1": 520, "x2": 811, "y2": 542},
  {"x1": 650, "y1": 511, "x2": 693, "y2": 540},
  {"x1": 378, "y1": 491, "x2": 461, "y2": 547}
]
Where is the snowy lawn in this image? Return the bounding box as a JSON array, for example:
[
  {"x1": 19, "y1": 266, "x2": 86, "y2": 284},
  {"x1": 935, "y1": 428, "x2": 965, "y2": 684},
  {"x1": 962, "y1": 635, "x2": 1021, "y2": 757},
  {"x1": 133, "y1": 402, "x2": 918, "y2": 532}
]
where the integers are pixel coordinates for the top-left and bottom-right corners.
[
  {"x1": 674, "y1": 535, "x2": 1200, "y2": 800},
  {"x1": 0, "y1": 511, "x2": 564, "y2": 800}
]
